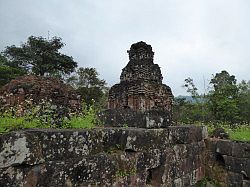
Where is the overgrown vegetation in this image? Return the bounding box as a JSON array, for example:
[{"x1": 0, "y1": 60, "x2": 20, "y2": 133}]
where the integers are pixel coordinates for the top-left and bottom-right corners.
[
  {"x1": 115, "y1": 168, "x2": 137, "y2": 178},
  {"x1": 66, "y1": 67, "x2": 108, "y2": 109},
  {"x1": 194, "y1": 122, "x2": 250, "y2": 142},
  {"x1": 0, "y1": 35, "x2": 108, "y2": 134},
  {"x1": 196, "y1": 177, "x2": 220, "y2": 187},
  {"x1": 174, "y1": 70, "x2": 250, "y2": 142},
  {"x1": 0, "y1": 99, "x2": 101, "y2": 134},
  {"x1": 0, "y1": 54, "x2": 26, "y2": 87},
  {"x1": 0, "y1": 35, "x2": 108, "y2": 113}
]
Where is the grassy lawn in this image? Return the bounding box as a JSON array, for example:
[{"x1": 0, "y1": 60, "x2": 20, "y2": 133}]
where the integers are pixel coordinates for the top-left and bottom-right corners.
[
  {"x1": 0, "y1": 113, "x2": 98, "y2": 134},
  {"x1": 228, "y1": 126, "x2": 250, "y2": 142},
  {"x1": 0, "y1": 116, "x2": 41, "y2": 133},
  {"x1": 206, "y1": 123, "x2": 250, "y2": 142}
]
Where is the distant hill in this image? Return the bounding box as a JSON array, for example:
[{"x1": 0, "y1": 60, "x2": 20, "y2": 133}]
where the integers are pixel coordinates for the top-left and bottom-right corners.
[
  {"x1": 176, "y1": 95, "x2": 194, "y2": 102},
  {"x1": 175, "y1": 95, "x2": 206, "y2": 103}
]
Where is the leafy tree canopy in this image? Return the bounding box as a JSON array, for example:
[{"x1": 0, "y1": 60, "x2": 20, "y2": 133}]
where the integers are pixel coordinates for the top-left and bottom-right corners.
[
  {"x1": 237, "y1": 80, "x2": 250, "y2": 123},
  {"x1": 208, "y1": 70, "x2": 239, "y2": 123},
  {"x1": 3, "y1": 36, "x2": 77, "y2": 77},
  {"x1": 0, "y1": 54, "x2": 25, "y2": 88},
  {"x1": 67, "y1": 67, "x2": 108, "y2": 108},
  {"x1": 210, "y1": 70, "x2": 238, "y2": 97},
  {"x1": 76, "y1": 67, "x2": 106, "y2": 88},
  {"x1": 176, "y1": 70, "x2": 250, "y2": 125}
]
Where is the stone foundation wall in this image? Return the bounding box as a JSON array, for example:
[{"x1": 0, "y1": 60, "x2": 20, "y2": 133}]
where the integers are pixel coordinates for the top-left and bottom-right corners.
[
  {"x1": 1, "y1": 127, "x2": 249, "y2": 187},
  {"x1": 206, "y1": 139, "x2": 250, "y2": 187},
  {"x1": 0, "y1": 126, "x2": 207, "y2": 187}
]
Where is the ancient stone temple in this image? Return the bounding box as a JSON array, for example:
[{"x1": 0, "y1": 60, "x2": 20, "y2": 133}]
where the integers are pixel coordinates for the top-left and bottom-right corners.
[
  {"x1": 102, "y1": 41, "x2": 174, "y2": 128},
  {"x1": 0, "y1": 75, "x2": 81, "y2": 115}
]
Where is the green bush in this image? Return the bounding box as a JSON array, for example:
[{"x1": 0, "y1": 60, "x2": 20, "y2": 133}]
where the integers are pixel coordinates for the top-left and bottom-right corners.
[{"x1": 0, "y1": 99, "x2": 102, "y2": 134}]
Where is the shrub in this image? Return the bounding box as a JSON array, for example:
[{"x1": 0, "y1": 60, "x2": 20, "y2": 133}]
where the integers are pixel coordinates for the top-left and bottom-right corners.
[{"x1": 0, "y1": 99, "x2": 102, "y2": 134}]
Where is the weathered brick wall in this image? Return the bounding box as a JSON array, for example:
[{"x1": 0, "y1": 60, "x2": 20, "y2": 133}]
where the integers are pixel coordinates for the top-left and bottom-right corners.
[
  {"x1": 0, "y1": 75, "x2": 81, "y2": 114},
  {"x1": 0, "y1": 126, "x2": 207, "y2": 187},
  {"x1": 107, "y1": 41, "x2": 173, "y2": 117}
]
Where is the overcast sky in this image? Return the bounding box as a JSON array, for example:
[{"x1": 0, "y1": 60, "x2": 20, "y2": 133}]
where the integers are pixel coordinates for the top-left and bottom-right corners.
[{"x1": 0, "y1": 0, "x2": 250, "y2": 96}]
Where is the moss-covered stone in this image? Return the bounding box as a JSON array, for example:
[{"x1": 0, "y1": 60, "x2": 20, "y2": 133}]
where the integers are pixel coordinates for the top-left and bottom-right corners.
[{"x1": 0, "y1": 126, "x2": 206, "y2": 186}]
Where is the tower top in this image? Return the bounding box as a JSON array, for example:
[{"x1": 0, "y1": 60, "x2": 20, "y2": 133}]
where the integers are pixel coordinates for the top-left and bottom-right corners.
[
  {"x1": 127, "y1": 41, "x2": 154, "y2": 61},
  {"x1": 121, "y1": 41, "x2": 162, "y2": 83}
]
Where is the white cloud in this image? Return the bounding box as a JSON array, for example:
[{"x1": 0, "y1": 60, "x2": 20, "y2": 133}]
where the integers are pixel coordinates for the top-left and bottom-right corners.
[{"x1": 0, "y1": 0, "x2": 250, "y2": 95}]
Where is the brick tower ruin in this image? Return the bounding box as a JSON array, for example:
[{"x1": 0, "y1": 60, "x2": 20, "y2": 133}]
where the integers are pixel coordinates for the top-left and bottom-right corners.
[{"x1": 102, "y1": 41, "x2": 173, "y2": 128}]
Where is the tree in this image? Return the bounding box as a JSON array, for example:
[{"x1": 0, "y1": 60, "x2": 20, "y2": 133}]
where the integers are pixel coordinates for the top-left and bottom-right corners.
[
  {"x1": 183, "y1": 77, "x2": 199, "y2": 100},
  {"x1": 179, "y1": 71, "x2": 249, "y2": 125},
  {"x1": 182, "y1": 78, "x2": 210, "y2": 123},
  {"x1": 173, "y1": 97, "x2": 189, "y2": 124},
  {"x1": 77, "y1": 67, "x2": 106, "y2": 88},
  {"x1": 67, "y1": 67, "x2": 108, "y2": 108},
  {"x1": 3, "y1": 36, "x2": 77, "y2": 77},
  {"x1": 208, "y1": 70, "x2": 239, "y2": 123},
  {"x1": 237, "y1": 80, "x2": 250, "y2": 123},
  {"x1": 0, "y1": 54, "x2": 25, "y2": 88}
]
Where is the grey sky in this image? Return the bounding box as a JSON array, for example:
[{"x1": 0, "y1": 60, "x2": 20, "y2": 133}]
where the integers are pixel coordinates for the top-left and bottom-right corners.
[{"x1": 1, "y1": 0, "x2": 250, "y2": 96}]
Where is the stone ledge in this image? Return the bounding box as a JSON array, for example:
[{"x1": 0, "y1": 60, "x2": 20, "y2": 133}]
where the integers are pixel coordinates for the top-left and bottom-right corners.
[
  {"x1": 209, "y1": 139, "x2": 250, "y2": 158},
  {"x1": 206, "y1": 139, "x2": 250, "y2": 186},
  {"x1": 0, "y1": 126, "x2": 206, "y2": 186},
  {"x1": 101, "y1": 109, "x2": 173, "y2": 128},
  {"x1": 0, "y1": 126, "x2": 206, "y2": 169}
]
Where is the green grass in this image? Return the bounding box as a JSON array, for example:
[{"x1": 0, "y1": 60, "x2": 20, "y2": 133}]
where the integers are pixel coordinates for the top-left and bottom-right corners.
[
  {"x1": 0, "y1": 100, "x2": 102, "y2": 134},
  {"x1": 0, "y1": 116, "x2": 41, "y2": 133},
  {"x1": 228, "y1": 126, "x2": 250, "y2": 142},
  {"x1": 67, "y1": 115, "x2": 96, "y2": 129},
  {"x1": 188, "y1": 122, "x2": 250, "y2": 142},
  {"x1": 0, "y1": 112, "x2": 98, "y2": 134},
  {"x1": 202, "y1": 122, "x2": 250, "y2": 142},
  {"x1": 196, "y1": 177, "x2": 220, "y2": 187}
]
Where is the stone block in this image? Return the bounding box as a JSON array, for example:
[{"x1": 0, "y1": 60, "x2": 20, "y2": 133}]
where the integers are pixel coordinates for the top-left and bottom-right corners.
[
  {"x1": 0, "y1": 131, "x2": 44, "y2": 169},
  {"x1": 215, "y1": 140, "x2": 233, "y2": 155},
  {"x1": 168, "y1": 126, "x2": 203, "y2": 144},
  {"x1": 223, "y1": 155, "x2": 249, "y2": 177},
  {"x1": 0, "y1": 127, "x2": 207, "y2": 186},
  {"x1": 101, "y1": 108, "x2": 172, "y2": 128},
  {"x1": 243, "y1": 180, "x2": 250, "y2": 187},
  {"x1": 0, "y1": 126, "x2": 204, "y2": 168},
  {"x1": 232, "y1": 141, "x2": 250, "y2": 158}
]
